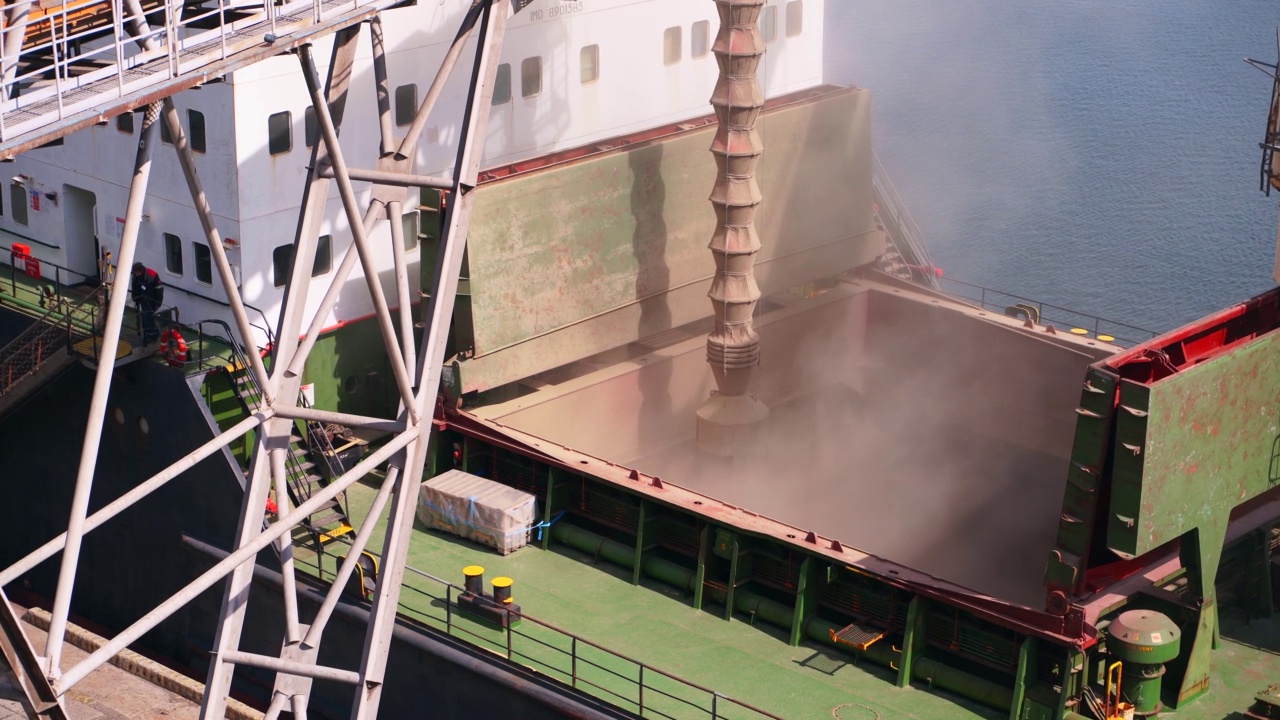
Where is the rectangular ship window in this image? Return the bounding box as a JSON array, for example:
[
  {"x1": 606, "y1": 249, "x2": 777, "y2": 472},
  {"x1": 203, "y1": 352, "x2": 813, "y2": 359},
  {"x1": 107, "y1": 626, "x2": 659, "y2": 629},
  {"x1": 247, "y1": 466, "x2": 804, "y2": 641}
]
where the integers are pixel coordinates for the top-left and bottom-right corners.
[
  {"x1": 313, "y1": 234, "x2": 332, "y2": 276},
  {"x1": 402, "y1": 212, "x2": 419, "y2": 251},
  {"x1": 273, "y1": 244, "x2": 294, "y2": 287},
  {"x1": 164, "y1": 233, "x2": 183, "y2": 275},
  {"x1": 580, "y1": 44, "x2": 599, "y2": 84},
  {"x1": 692, "y1": 20, "x2": 710, "y2": 58},
  {"x1": 762, "y1": 5, "x2": 777, "y2": 43},
  {"x1": 521, "y1": 56, "x2": 542, "y2": 98},
  {"x1": 116, "y1": 112, "x2": 134, "y2": 134},
  {"x1": 493, "y1": 64, "x2": 512, "y2": 105},
  {"x1": 664, "y1": 26, "x2": 682, "y2": 65},
  {"x1": 305, "y1": 106, "x2": 318, "y2": 148},
  {"x1": 10, "y1": 182, "x2": 27, "y2": 226},
  {"x1": 268, "y1": 111, "x2": 292, "y2": 156},
  {"x1": 193, "y1": 242, "x2": 212, "y2": 285},
  {"x1": 188, "y1": 110, "x2": 206, "y2": 153},
  {"x1": 395, "y1": 84, "x2": 417, "y2": 127},
  {"x1": 786, "y1": 1, "x2": 803, "y2": 37}
]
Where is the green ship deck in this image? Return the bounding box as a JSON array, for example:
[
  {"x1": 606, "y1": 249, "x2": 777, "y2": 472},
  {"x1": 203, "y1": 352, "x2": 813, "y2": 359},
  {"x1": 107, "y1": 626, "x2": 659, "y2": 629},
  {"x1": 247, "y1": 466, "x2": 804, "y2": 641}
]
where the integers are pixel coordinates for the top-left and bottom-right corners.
[{"x1": 293, "y1": 474, "x2": 1280, "y2": 720}]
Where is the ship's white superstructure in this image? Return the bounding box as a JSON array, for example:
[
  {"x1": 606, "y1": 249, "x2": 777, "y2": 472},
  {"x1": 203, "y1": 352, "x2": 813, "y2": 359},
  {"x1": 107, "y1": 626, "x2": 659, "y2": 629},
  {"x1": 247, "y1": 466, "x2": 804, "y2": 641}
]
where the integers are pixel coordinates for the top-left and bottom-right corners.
[{"x1": 0, "y1": 0, "x2": 823, "y2": 343}]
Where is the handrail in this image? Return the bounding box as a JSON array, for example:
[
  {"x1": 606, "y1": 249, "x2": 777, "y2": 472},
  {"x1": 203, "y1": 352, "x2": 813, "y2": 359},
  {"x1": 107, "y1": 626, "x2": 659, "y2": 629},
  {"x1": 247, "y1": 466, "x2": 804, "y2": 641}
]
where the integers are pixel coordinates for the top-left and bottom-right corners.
[
  {"x1": 871, "y1": 151, "x2": 939, "y2": 290},
  {"x1": 1, "y1": 244, "x2": 96, "y2": 311},
  {"x1": 0, "y1": 245, "x2": 276, "y2": 349},
  {"x1": 199, "y1": 317, "x2": 343, "y2": 523},
  {"x1": 0, "y1": 0, "x2": 413, "y2": 153},
  {"x1": 300, "y1": 392, "x2": 347, "y2": 483},
  {"x1": 937, "y1": 276, "x2": 1159, "y2": 347},
  {"x1": 0, "y1": 285, "x2": 103, "y2": 396},
  {"x1": 164, "y1": 282, "x2": 277, "y2": 349},
  {"x1": 304, "y1": 543, "x2": 785, "y2": 720}
]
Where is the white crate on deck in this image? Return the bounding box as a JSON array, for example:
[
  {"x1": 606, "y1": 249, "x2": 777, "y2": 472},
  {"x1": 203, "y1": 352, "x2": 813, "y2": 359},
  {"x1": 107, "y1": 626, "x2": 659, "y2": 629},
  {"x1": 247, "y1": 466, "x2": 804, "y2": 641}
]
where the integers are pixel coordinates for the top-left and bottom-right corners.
[{"x1": 416, "y1": 469, "x2": 538, "y2": 555}]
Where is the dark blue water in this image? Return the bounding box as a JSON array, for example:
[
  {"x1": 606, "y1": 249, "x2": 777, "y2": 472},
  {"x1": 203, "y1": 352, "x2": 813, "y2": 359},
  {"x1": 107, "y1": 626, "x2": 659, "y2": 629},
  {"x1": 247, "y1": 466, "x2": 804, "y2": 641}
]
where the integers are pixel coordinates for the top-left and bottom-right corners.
[{"x1": 827, "y1": 1, "x2": 1279, "y2": 332}]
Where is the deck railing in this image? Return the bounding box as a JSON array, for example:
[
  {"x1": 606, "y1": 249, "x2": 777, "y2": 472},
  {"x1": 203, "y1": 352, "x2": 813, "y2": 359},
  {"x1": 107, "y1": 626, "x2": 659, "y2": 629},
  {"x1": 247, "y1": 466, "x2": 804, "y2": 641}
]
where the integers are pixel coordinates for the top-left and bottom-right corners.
[
  {"x1": 938, "y1": 276, "x2": 1159, "y2": 347},
  {"x1": 1, "y1": 242, "x2": 96, "y2": 315},
  {"x1": 0, "y1": 284, "x2": 102, "y2": 396},
  {"x1": 0, "y1": 0, "x2": 411, "y2": 152},
  {"x1": 297, "y1": 549, "x2": 786, "y2": 720},
  {"x1": 871, "y1": 151, "x2": 940, "y2": 290}
]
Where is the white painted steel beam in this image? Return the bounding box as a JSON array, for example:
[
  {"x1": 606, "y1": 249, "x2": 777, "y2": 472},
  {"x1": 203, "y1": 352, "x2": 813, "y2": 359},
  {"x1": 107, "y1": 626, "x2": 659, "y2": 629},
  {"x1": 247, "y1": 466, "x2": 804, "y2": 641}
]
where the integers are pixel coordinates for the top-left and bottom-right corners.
[
  {"x1": 349, "y1": 2, "x2": 511, "y2": 716},
  {"x1": 299, "y1": 43, "x2": 420, "y2": 424},
  {"x1": 317, "y1": 164, "x2": 454, "y2": 189},
  {"x1": 198, "y1": 23, "x2": 363, "y2": 719},
  {"x1": 43, "y1": 101, "x2": 161, "y2": 677},
  {"x1": 0, "y1": 412, "x2": 268, "y2": 588},
  {"x1": 220, "y1": 650, "x2": 361, "y2": 685},
  {"x1": 0, "y1": 1, "x2": 522, "y2": 715},
  {"x1": 300, "y1": 470, "x2": 398, "y2": 647},
  {"x1": 387, "y1": 199, "x2": 417, "y2": 370},
  {"x1": 273, "y1": 405, "x2": 405, "y2": 432},
  {"x1": 54, "y1": 429, "x2": 417, "y2": 694}
]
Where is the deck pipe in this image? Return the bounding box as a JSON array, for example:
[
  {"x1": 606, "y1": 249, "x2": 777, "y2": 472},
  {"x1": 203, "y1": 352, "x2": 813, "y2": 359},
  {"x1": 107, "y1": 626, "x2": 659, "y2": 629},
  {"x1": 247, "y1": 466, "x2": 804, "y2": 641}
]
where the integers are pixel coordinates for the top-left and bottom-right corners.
[
  {"x1": 697, "y1": 0, "x2": 770, "y2": 456},
  {"x1": 551, "y1": 523, "x2": 1015, "y2": 713}
]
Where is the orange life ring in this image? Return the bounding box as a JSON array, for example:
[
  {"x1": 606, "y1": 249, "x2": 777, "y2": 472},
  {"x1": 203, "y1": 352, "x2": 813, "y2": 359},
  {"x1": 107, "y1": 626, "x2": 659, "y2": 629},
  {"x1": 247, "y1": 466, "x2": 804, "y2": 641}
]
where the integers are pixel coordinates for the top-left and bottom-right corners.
[{"x1": 159, "y1": 328, "x2": 188, "y2": 368}]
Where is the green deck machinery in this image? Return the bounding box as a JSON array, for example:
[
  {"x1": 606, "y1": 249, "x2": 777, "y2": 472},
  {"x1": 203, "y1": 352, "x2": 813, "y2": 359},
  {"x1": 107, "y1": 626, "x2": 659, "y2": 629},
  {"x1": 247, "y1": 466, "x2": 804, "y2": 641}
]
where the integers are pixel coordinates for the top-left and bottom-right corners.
[{"x1": 1107, "y1": 610, "x2": 1181, "y2": 716}]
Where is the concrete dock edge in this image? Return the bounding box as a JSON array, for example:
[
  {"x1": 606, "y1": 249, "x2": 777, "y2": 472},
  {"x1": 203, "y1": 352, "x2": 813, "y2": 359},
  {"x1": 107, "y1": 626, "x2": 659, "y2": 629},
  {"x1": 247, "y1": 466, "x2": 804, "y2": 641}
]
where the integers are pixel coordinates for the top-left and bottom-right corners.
[{"x1": 22, "y1": 607, "x2": 263, "y2": 720}]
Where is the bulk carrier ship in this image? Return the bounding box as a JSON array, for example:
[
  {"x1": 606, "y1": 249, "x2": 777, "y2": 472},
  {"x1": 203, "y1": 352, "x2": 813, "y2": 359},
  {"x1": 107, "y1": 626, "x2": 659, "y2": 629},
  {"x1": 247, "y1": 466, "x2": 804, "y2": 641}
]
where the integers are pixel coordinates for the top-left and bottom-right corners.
[{"x1": 0, "y1": 1, "x2": 1278, "y2": 719}]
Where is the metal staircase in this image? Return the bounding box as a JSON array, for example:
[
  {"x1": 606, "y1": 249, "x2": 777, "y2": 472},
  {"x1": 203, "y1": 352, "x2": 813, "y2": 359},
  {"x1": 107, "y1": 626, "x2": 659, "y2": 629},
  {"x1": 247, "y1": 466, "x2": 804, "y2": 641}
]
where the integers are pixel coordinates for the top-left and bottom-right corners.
[
  {"x1": 213, "y1": 320, "x2": 353, "y2": 550},
  {"x1": 0, "y1": 287, "x2": 111, "y2": 421},
  {"x1": 871, "y1": 151, "x2": 941, "y2": 290}
]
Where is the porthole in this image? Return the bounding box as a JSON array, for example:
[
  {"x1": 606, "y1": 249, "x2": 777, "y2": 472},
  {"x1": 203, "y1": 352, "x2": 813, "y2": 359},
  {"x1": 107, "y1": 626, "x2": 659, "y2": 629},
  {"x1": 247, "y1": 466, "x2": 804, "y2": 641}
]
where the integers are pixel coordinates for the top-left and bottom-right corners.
[
  {"x1": 112, "y1": 407, "x2": 124, "y2": 424},
  {"x1": 344, "y1": 375, "x2": 358, "y2": 394},
  {"x1": 138, "y1": 417, "x2": 149, "y2": 435}
]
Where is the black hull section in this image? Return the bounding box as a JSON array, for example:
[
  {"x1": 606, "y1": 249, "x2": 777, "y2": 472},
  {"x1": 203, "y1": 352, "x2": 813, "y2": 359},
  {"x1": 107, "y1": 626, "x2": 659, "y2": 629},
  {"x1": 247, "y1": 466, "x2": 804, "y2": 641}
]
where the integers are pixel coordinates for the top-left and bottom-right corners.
[{"x1": 0, "y1": 352, "x2": 628, "y2": 719}]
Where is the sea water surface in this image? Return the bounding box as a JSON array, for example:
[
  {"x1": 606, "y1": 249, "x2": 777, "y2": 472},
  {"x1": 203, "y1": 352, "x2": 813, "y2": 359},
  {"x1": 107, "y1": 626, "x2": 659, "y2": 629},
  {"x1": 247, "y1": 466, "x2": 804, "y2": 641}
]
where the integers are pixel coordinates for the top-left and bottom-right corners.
[{"x1": 827, "y1": 1, "x2": 1279, "y2": 332}]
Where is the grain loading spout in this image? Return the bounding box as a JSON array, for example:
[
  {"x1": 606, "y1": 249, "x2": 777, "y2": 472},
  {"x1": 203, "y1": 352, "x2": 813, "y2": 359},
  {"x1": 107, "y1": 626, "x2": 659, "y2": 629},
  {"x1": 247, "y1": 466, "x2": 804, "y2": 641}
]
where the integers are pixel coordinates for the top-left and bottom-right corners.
[{"x1": 697, "y1": 0, "x2": 770, "y2": 456}]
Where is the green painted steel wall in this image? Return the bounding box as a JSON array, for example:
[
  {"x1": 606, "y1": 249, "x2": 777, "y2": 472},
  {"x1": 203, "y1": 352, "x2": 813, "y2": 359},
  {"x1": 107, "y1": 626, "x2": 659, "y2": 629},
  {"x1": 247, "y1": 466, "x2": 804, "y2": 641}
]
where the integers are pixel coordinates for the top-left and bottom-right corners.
[
  {"x1": 303, "y1": 319, "x2": 399, "y2": 418},
  {"x1": 302, "y1": 89, "x2": 875, "y2": 407},
  {"x1": 1108, "y1": 328, "x2": 1280, "y2": 556},
  {"x1": 462, "y1": 87, "x2": 875, "y2": 392}
]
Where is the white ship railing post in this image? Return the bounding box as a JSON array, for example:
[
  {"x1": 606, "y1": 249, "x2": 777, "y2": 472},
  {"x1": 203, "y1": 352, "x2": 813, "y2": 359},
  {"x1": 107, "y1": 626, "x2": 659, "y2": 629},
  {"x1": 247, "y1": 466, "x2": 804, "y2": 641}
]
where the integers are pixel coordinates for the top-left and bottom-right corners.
[
  {"x1": 43, "y1": 99, "x2": 161, "y2": 678},
  {"x1": 1, "y1": 2, "x2": 33, "y2": 102},
  {"x1": 114, "y1": 0, "x2": 126, "y2": 97}
]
